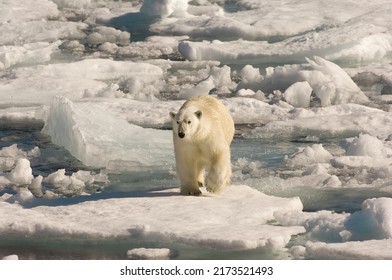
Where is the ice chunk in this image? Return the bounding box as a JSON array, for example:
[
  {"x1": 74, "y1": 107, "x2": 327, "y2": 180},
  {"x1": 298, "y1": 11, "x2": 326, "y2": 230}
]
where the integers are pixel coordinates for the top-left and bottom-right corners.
[
  {"x1": 300, "y1": 56, "x2": 369, "y2": 106},
  {"x1": 326, "y1": 33, "x2": 392, "y2": 64},
  {"x1": 0, "y1": 41, "x2": 61, "y2": 70},
  {"x1": 285, "y1": 144, "x2": 333, "y2": 168},
  {"x1": 361, "y1": 198, "x2": 392, "y2": 238},
  {"x1": 331, "y1": 156, "x2": 378, "y2": 169},
  {"x1": 0, "y1": 145, "x2": 24, "y2": 171},
  {"x1": 179, "y1": 79, "x2": 214, "y2": 99},
  {"x1": 0, "y1": 185, "x2": 304, "y2": 251},
  {"x1": 246, "y1": 104, "x2": 392, "y2": 141},
  {"x1": 29, "y1": 175, "x2": 44, "y2": 198},
  {"x1": 86, "y1": 26, "x2": 130, "y2": 46},
  {"x1": 275, "y1": 210, "x2": 350, "y2": 243},
  {"x1": 6, "y1": 159, "x2": 33, "y2": 186},
  {"x1": 126, "y1": 248, "x2": 174, "y2": 260},
  {"x1": 239, "y1": 60, "x2": 365, "y2": 108},
  {"x1": 0, "y1": 20, "x2": 87, "y2": 45},
  {"x1": 232, "y1": 157, "x2": 266, "y2": 180},
  {"x1": 179, "y1": 65, "x2": 234, "y2": 98},
  {"x1": 2, "y1": 255, "x2": 19, "y2": 260},
  {"x1": 284, "y1": 81, "x2": 312, "y2": 108},
  {"x1": 41, "y1": 169, "x2": 108, "y2": 197},
  {"x1": 237, "y1": 65, "x2": 264, "y2": 91},
  {"x1": 41, "y1": 96, "x2": 174, "y2": 171},
  {"x1": 44, "y1": 169, "x2": 85, "y2": 195},
  {"x1": 178, "y1": 21, "x2": 386, "y2": 64},
  {"x1": 306, "y1": 239, "x2": 392, "y2": 260},
  {"x1": 0, "y1": 0, "x2": 59, "y2": 22},
  {"x1": 346, "y1": 197, "x2": 392, "y2": 240},
  {"x1": 52, "y1": 0, "x2": 91, "y2": 9},
  {"x1": 140, "y1": 0, "x2": 190, "y2": 18},
  {"x1": 331, "y1": 134, "x2": 391, "y2": 169},
  {"x1": 346, "y1": 134, "x2": 387, "y2": 158},
  {"x1": 6, "y1": 189, "x2": 36, "y2": 205},
  {"x1": 0, "y1": 145, "x2": 40, "y2": 179}
]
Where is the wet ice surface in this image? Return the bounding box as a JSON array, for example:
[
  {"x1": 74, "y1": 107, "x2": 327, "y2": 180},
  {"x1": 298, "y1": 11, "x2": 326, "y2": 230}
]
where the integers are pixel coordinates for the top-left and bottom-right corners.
[{"x1": 2, "y1": 0, "x2": 392, "y2": 260}]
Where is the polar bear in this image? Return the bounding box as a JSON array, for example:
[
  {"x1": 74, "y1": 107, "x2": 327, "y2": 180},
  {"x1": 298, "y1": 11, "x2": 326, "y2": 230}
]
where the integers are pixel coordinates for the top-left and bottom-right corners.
[{"x1": 170, "y1": 95, "x2": 235, "y2": 195}]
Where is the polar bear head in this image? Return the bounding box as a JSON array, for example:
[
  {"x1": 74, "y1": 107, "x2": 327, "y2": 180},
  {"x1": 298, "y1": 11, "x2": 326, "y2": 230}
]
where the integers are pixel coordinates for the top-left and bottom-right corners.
[{"x1": 170, "y1": 107, "x2": 202, "y2": 139}]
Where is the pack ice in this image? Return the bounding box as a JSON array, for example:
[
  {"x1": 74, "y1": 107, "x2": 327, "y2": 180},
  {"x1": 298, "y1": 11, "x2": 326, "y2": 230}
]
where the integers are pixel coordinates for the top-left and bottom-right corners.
[{"x1": 1, "y1": 0, "x2": 392, "y2": 260}]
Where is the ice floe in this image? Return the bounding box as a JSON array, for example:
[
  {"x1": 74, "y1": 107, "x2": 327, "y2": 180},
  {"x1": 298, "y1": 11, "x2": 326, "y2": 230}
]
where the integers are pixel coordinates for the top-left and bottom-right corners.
[{"x1": 0, "y1": 185, "x2": 304, "y2": 251}]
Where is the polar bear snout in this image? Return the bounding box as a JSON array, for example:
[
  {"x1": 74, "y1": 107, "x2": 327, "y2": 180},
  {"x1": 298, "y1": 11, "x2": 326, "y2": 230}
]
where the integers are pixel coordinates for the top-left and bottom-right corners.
[{"x1": 178, "y1": 132, "x2": 185, "y2": 138}]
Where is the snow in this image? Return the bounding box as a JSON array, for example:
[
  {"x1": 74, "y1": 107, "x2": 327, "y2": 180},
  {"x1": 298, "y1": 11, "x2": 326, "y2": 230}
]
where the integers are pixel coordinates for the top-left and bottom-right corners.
[{"x1": 1, "y1": 0, "x2": 392, "y2": 259}]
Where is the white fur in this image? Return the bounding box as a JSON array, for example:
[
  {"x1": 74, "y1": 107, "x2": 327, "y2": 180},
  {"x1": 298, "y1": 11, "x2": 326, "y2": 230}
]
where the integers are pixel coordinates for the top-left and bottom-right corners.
[{"x1": 170, "y1": 95, "x2": 234, "y2": 195}]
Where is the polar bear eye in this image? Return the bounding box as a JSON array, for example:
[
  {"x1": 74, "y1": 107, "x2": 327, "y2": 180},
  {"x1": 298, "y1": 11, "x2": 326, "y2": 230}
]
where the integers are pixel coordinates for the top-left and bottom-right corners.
[
  {"x1": 187, "y1": 121, "x2": 191, "y2": 124},
  {"x1": 176, "y1": 121, "x2": 179, "y2": 124}
]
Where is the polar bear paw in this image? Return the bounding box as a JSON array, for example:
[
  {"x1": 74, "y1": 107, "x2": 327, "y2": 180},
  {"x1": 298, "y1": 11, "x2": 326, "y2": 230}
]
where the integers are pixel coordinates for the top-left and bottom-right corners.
[{"x1": 180, "y1": 186, "x2": 202, "y2": 196}]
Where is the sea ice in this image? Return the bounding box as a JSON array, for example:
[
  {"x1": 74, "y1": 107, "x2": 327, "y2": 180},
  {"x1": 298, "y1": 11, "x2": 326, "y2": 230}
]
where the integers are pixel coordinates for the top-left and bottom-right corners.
[
  {"x1": 0, "y1": 41, "x2": 61, "y2": 70},
  {"x1": 1, "y1": 255, "x2": 19, "y2": 260},
  {"x1": 126, "y1": 248, "x2": 174, "y2": 260},
  {"x1": 283, "y1": 81, "x2": 312, "y2": 108},
  {"x1": 276, "y1": 196, "x2": 392, "y2": 259},
  {"x1": 0, "y1": 0, "x2": 59, "y2": 23},
  {"x1": 140, "y1": 0, "x2": 190, "y2": 18},
  {"x1": 301, "y1": 56, "x2": 369, "y2": 106},
  {"x1": 306, "y1": 239, "x2": 392, "y2": 259},
  {"x1": 41, "y1": 96, "x2": 174, "y2": 171},
  {"x1": 0, "y1": 185, "x2": 304, "y2": 251},
  {"x1": 0, "y1": 20, "x2": 87, "y2": 46},
  {"x1": 86, "y1": 26, "x2": 130, "y2": 46},
  {"x1": 1, "y1": 0, "x2": 392, "y2": 260},
  {"x1": 284, "y1": 144, "x2": 333, "y2": 168},
  {"x1": 52, "y1": 0, "x2": 91, "y2": 9},
  {"x1": 306, "y1": 197, "x2": 392, "y2": 259},
  {"x1": 245, "y1": 104, "x2": 392, "y2": 141},
  {"x1": 0, "y1": 58, "x2": 163, "y2": 106},
  {"x1": 6, "y1": 159, "x2": 33, "y2": 187}
]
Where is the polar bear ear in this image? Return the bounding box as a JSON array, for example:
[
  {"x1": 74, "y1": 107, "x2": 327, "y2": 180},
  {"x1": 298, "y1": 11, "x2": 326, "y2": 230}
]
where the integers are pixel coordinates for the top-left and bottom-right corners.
[
  {"x1": 169, "y1": 112, "x2": 176, "y2": 119},
  {"x1": 195, "y1": 110, "x2": 202, "y2": 119}
]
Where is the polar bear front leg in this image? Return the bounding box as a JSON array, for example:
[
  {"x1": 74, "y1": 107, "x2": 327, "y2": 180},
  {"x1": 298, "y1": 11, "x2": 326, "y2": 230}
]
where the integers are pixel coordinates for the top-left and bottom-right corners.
[
  {"x1": 206, "y1": 149, "x2": 232, "y2": 193},
  {"x1": 180, "y1": 181, "x2": 201, "y2": 195},
  {"x1": 176, "y1": 157, "x2": 203, "y2": 196}
]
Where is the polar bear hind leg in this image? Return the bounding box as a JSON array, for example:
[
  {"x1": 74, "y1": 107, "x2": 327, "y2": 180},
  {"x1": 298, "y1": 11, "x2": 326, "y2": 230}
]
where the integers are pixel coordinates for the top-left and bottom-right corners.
[{"x1": 205, "y1": 150, "x2": 231, "y2": 193}]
